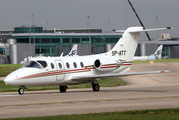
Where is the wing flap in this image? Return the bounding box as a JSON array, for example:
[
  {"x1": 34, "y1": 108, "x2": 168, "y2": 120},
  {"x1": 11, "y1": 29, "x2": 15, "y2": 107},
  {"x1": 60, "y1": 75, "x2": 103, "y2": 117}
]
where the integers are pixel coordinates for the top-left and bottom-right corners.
[{"x1": 71, "y1": 70, "x2": 170, "y2": 81}]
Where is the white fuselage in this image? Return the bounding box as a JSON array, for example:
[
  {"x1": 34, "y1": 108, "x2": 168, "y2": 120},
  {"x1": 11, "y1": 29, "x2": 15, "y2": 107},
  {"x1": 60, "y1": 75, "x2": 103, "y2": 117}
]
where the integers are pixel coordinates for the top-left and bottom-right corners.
[{"x1": 5, "y1": 55, "x2": 131, "y2": 86}]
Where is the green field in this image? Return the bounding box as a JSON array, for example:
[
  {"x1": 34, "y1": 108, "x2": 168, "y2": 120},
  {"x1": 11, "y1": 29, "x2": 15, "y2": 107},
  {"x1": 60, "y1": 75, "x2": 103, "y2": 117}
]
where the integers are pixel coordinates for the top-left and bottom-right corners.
[
  {"x1": 0, "y1": 64, "x2": 22, "y2": 77},
  {"x1": 1, "y1": 108, "x2": 179, "y2": 120}
]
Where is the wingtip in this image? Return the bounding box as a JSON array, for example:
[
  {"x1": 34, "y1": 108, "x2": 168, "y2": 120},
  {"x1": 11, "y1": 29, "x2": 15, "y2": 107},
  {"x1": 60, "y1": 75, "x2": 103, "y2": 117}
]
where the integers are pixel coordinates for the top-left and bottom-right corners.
[
  {"x1": 160, "y1": 70, "x2": 171, "y2": 73},
  {"x1": 166, "y1": 27, "x2": 174, "y2": 29}
]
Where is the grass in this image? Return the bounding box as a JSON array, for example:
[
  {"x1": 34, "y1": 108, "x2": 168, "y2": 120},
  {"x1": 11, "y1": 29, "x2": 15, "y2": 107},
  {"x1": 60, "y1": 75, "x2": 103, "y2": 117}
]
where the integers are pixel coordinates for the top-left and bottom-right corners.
[
  {"x1": 0, "y1": 77, "x2": 126, "y2": 92},
  {"x1": 0, "y1": 64, "x2": 22, "y2": 77},
  {"x1": 1, "y1": 108, "x2": 179, "y2": 120}
]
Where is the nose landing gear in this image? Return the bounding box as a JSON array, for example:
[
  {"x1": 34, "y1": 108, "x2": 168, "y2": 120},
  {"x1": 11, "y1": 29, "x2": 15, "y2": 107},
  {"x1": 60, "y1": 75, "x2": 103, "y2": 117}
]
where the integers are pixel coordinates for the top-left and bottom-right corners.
[{"x1": 18, "y1": 86, "x2": 27, "y2": 95}]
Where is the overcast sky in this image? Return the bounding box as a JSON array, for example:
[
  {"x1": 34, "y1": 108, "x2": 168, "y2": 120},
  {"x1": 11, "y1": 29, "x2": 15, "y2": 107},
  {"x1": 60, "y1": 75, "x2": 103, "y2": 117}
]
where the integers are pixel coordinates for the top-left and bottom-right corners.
[{"x1": 0, "y1": 0, "x2": 178, "y2": 40}]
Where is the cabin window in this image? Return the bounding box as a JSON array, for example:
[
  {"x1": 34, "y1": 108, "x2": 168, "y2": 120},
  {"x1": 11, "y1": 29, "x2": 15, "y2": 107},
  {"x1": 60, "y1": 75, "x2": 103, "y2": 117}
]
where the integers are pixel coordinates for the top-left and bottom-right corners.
[
  {"x1": 80, "y1": 62, "x2": 84, "y2": 68},
  {"x1": 37, "y1": 61, "x2": 47, "y2": 68},
  {"x1": 51, "y1": 63, "x2": 54, "y2": 69},
  {"x1": 24, "y1": 61, "x2": 41, "y2": 69},
  {"x1": 66, "y1": 62, "x2": 70, "y2": 68},
  {"x1": 58, "y1": 63, "x2": 62, "y2": 69},
  {"x1": 73, "y1": 62, "x2": 77, "y2": 68}
]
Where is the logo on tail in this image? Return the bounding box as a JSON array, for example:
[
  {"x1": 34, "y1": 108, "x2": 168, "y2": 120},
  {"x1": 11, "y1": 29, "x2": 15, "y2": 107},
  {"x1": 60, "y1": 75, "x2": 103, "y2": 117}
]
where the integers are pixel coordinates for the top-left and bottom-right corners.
[
  {"x1": 69, "y1": 50, "x2": 77, "y2": 56},
  {"x1": 154, "y1": 50, "x2": 162, "y2": 59}
]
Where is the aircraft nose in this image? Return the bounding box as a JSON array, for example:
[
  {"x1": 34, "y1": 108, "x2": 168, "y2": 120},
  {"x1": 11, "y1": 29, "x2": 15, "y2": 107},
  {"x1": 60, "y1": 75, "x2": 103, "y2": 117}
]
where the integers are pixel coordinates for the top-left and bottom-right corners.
[{"x1": 4, "y1": 74, "x2": 17, "y2": 85}]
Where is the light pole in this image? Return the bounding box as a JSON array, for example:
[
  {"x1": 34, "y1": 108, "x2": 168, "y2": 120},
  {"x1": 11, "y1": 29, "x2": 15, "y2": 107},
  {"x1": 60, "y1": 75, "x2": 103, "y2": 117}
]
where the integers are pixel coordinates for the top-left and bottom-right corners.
[
  {"x1": 46, "y1": 22, "x2": 49, "y2": 29},
  {"x1": 31, "y1": 14, "x2": 36, "y2": 44},
  {"x1": 87, "y1": 16, "x2": 91, "y2": 55},
  {"x1": 28, "y1": 22, "x2": 31, "y2": 56},
  {"x1": 156, "y1": 16, "x2": 160, "y2": 38}
]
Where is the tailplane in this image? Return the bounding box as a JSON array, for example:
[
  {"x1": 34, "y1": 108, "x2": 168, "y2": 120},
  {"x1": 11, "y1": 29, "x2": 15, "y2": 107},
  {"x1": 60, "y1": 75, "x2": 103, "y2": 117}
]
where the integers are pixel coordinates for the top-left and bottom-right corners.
[{"x1": 107, "y1": 27, "x2": 172, "y2": 61}]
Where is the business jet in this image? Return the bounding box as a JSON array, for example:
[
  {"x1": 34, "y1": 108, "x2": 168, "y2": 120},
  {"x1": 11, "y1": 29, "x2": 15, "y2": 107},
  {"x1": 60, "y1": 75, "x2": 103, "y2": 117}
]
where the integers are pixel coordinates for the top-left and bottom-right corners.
[
  {"x1": 4, "y1": 26, "x2": 172, "y2": 95},
  {"x1": 133, "y1": 45, "x2": 163, "y2": 61}
]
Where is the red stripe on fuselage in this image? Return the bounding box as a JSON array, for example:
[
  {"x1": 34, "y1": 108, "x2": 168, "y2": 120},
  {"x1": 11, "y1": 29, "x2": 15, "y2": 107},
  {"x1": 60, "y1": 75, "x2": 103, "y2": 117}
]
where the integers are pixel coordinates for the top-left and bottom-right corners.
[
  {"x1": 20, "y1": 64, "x2": 131, "y2": 79},
  {"x1": 100, "y1": 65, "x2": 117, "y2": 69},
  {"x1": 123, "y1": 63, "x2": 132, "y2": 66}
]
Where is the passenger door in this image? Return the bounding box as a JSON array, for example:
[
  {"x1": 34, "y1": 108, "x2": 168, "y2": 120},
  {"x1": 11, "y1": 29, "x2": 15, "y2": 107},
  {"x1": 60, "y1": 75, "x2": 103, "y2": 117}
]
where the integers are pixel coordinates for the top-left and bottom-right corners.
[{"x1": 55, "y1": 60, "x2": 65, "y2": 81}]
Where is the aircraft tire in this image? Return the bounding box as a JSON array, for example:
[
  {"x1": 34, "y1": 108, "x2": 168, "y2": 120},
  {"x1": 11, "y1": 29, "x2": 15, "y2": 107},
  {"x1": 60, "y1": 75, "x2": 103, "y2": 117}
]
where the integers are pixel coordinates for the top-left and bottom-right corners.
[
  {"x1": 18, "y1": 87, "x2": 24, "y2": 95},
  {"x1": 59, "y1": 85, "x2": 67, "y2": 92},
  {"x1": 92, "y1": 84, "x2": 100, "y2": 91}
]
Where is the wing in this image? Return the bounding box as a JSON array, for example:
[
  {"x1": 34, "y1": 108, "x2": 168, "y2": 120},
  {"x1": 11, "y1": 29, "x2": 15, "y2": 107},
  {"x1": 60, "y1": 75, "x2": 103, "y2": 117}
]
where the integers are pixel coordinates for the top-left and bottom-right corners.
[{"x1": 71, "y1": 70, "x2": 170, "y2": 81}]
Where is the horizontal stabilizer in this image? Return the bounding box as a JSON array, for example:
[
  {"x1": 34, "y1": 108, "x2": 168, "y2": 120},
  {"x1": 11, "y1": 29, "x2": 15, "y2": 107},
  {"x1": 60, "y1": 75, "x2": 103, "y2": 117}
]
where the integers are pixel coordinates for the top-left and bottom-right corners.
[
  {"x1": 115, "y1": 27, "x2": 173, "y2": 33},
  {"x1": 130, "y1": 27, "x2": 173, "y2": 33},
  {"x1": 115, "y1": 30, "x2": 125, "y2": 33}
]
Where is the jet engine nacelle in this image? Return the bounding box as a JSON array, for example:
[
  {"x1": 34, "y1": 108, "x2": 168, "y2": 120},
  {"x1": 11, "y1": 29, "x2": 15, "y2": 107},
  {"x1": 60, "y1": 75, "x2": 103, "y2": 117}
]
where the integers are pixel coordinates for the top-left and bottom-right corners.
[{"x1": 94, "y1": 59, "x2": 122, "y2": 72}]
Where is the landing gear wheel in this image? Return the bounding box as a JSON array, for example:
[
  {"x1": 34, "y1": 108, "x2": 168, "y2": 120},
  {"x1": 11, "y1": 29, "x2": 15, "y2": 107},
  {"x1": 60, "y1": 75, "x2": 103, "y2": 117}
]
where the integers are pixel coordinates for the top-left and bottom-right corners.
[
  {"x1": 92, "y1": 84, "x2": 100, "y2": 91},
  {"x1": 59, "y1": 85, "x2": 67, "y2": 92},
  {"x1": 18, "y1": 87, "x2": 24, "y2": 95}
]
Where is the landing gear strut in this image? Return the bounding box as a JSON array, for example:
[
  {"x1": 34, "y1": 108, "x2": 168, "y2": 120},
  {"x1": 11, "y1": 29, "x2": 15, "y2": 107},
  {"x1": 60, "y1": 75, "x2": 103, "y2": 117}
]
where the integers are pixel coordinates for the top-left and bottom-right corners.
[{"x1": 59, "y1": 85, "x2": 67, "y2": 92}]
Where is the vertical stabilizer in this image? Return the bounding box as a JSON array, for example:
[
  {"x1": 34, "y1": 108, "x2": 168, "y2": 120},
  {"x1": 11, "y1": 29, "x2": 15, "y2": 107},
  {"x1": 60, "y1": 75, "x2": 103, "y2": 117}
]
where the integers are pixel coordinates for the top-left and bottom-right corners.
[
  {"x1": 67, "y1": 44, "x2": 78, "y2": 56},
  {"x1": 107, "y1": 27, "x2": 143, "y2": 61},
  {"x1": 154, "y1": 45, "x2": 163, "y2": 59}
]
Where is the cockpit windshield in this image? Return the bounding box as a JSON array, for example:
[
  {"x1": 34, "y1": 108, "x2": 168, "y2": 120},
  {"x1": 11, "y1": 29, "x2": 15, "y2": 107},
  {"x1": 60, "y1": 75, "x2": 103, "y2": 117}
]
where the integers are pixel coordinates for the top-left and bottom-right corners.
[{"x1": 23, "y1": 60, "x2": 47, "y2": 69}]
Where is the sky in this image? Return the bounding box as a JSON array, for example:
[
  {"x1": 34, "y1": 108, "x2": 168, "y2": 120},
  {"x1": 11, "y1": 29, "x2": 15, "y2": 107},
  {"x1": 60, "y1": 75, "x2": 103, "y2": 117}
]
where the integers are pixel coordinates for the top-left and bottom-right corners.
[{"x1": 0, "y1": 0, "x2": 178, "y2": 40}]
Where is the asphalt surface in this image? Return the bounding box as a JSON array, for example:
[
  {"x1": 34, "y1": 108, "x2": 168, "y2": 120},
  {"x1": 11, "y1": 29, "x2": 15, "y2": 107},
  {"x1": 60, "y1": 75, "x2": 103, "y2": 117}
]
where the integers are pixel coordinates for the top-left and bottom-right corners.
[
  {"x1": 0, "y1": 62, "x2": 179, "y2": 119},
  {"x1": 0, "y1": 77, "x2": 5, "y2": 81}
]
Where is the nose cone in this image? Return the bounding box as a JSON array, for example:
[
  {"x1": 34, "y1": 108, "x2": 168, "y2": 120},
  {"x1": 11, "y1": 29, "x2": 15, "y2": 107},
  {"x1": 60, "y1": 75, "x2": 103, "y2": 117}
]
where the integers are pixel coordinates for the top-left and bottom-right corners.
[
  {"x1": 4, "y1": 73, "x2": 17, "y2": 85},
  {"x1": 4, "y1": 68, "x2": 21, "y2": 85}
]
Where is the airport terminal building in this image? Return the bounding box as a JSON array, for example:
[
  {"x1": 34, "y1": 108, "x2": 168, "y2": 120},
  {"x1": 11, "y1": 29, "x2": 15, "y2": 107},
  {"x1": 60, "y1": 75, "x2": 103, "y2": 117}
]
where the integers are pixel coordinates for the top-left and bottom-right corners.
[{"x1": 0, "y1": 25, "x2": 179, "y2": 64}]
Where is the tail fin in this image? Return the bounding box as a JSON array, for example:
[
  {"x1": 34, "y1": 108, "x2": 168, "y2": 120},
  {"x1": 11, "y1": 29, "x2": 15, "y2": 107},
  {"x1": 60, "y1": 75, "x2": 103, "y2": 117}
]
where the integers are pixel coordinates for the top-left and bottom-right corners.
[
  {"x1": 153, "y1": 45, "x2": 163, "y2": 59},
  {"x1": 67, "y1": 44, "x2": 78, "y2": 56},
  {"x1": 107, "y1": 27, "x2": 172, "y2": 61},
  {"x1": 107, "y1": 27, "x2": 143, "y2": 61}
]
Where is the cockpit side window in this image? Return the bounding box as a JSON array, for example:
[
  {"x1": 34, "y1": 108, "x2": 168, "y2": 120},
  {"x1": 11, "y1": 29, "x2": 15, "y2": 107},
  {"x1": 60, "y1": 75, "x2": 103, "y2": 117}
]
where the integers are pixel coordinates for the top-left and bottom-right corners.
[
  {"x1": 24, "y1": 61, "x2": 41, "y2": 68},
  {"x1": 37, "y1": 61, "x2": 47, "y2": 68}
]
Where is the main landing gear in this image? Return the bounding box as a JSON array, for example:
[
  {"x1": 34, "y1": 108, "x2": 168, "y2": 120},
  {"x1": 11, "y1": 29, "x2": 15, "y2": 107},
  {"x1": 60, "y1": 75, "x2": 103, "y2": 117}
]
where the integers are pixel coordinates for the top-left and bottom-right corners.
[
  {"x1": 59, "y1": 85, "x2": 67, "y2": 92},
  {"x1": 92, "y1": 83, "x2": 100, "y2": 91},
  {"x1": 18, "y1": 86, "x2": 27, "y2": 95},
  {"x1": 91, "y1": 80, "x2": 100, "y2": 92},
  {"x1": 58, "y1": 81, "x2": 100, "y2": 93}
]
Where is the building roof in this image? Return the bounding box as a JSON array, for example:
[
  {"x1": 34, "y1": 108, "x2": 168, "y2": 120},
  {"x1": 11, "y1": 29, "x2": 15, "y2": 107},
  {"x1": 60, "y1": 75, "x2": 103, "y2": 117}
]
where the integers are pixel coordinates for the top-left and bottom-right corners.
[{"x1": 12, "y1": 32, "x2": 122, "y2": 37}]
